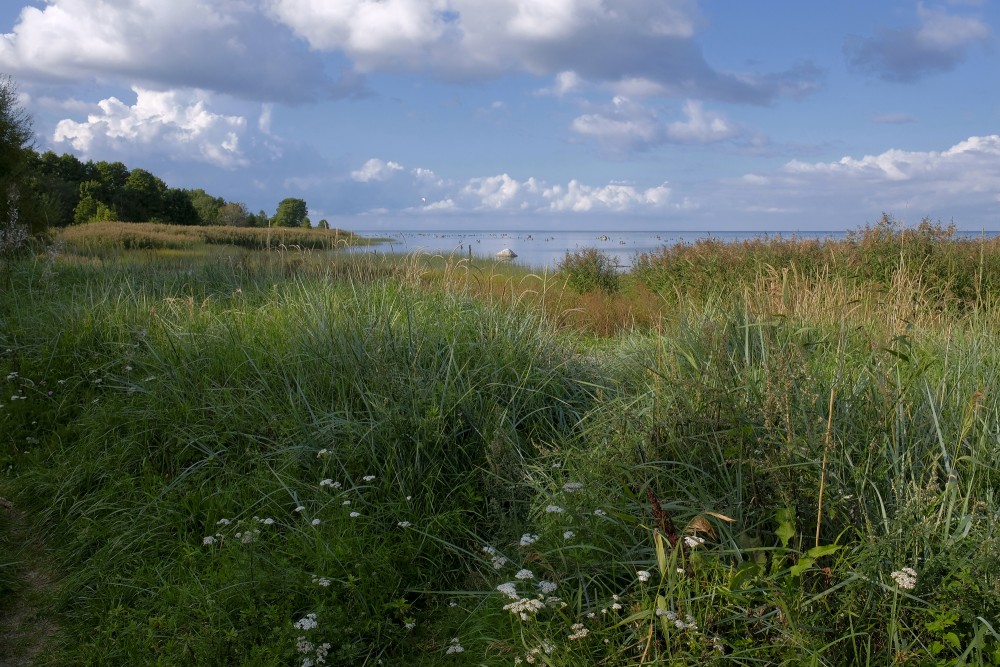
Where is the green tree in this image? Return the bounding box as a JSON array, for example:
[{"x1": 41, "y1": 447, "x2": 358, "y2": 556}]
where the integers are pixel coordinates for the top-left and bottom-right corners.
[
  {"x1": 318, "y1": 218, "x2": 330, "y2": 230},
  {"x1": 1, "y1": 73, "x2": 38, "y2": 246},
  {"x1": 217, "y1": 201, "x2": 249, "y2": 227},
  {"x1": 186, "y1": 188, "x2": 225, "y2": 225},
  {"x1": 273, "y1": 197, "x2": 308, "y2": 228},
  {"x1": 122, "y1": 168, "x2": 167, "y2": 221}
]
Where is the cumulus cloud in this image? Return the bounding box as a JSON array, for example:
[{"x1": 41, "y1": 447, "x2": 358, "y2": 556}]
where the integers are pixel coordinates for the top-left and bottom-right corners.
[
  {"x1": 351, "y1": 158, "x2": 405, "y2": 182},
  {"x1": 266, "y1": 0, "x2": 820, "y2": 105},
  {"x1": 52, "y1": 87, "x2": 249, "y2": 168},
  {"x1": 0, "y1": 0, "x2": 350, "y2": 102},
  {"x1": 345, "y1": 157, "x2": 673, "y2": 215},
  {"x1": 844, "y1": 3, "x2": 992, "y2": 82},
  {"x1": 729, "y1": 134, "x2": 1000, "y2": 221},
  {"x1": 572, "y1": 96, "x2": 740, "y2": 152}
]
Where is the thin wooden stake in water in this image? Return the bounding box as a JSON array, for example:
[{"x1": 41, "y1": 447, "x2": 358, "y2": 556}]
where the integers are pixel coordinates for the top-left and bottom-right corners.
[{"x1": 816, "y1": 384, "x2": 836, "y2": 549}]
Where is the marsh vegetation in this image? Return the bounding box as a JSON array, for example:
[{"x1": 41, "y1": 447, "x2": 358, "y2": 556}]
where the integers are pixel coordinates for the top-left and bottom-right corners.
[{"x1": 1, "y1": 217, "x2": 998, "y2": 665}]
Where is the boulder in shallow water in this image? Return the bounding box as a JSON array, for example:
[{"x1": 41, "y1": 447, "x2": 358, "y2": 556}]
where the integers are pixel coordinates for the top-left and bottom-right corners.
[{"x1": 496, "y1": 248, "x2": 517, "y2": 258}]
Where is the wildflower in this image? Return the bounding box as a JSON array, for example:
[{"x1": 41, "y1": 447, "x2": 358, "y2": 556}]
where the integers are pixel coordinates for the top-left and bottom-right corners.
[
  {"x1": 536, "y1": 580, "x2": 557, "y2": 594},
  {"x1": 445, "y1": 638, "x2": 464, "y2": 654},
  {"x1": 397, "y1": 521, "x2": 411, "y2": 528},
  {"x1": 316, "y1": 449, "x2": 330, "y2": 458},
  {"x1": 519, "y1": 533, "x2": 539, "y2": 546},
  {"x1": 503, "y1": 597, "x2": 545, "y2": 620},
  {"x1": 405, "y1": 495, "x2": 412, "y2": 501},
  {"x1": 217, "y1": 518, "x2": 232, "y2": 526},
  {"x1": 362, "y1": 475, "x2": 376, "y2": 482},
  {"x1": 202, "y1": 536, "x2": 216, "y2": 545},
  {"x1": 890, "y1": 567, "x2": 917, "y2": 590},
  {"x1": 545, "y1": 505, "x2": 564, "y2": 513},
  {"x1": 404, "y1": 620, "x2": 416, "y2": 630},
  {"x1": 319, "y1": 479, "x2": 339, "y2": 488},
  {"x1": 295, "y1": 505, "x2": 306, "y2": 512},
  {"x1": 637, "y1": 570, "x2": 651, "y2": 583},
  {"x1": 562, "y1": 482, "x2": 583, "y2": 492},
  {"x1": 311, "y1": 518, "x2": 321, "y2": 526},
  {"x1": 349, "y1": 511, "x2": 360, "y2": 518},
  {"x1": 294, "y1": 613, "x2": 319, "y2": 630},
  {"x1": 593, "y1": 509, "x2": 607, "y2": 517},
  {"x1": 341, "y1": 500, "x2": 351, "y2": 506},
  {"x1": 515, "y1": 569, "x2": 534, "y2": 580},
  {"x1": 496, "y1": 582, "x2": 520, "y2": 599},
  {"x1": 259, "y1": 517, "x2": 275, "y2": 525},
  {"x1": 611, "y1": 602, "x2": 622, "y2": 611},
  {"x1": 683, "y1": 535, "x2": 705, "y2": 549},
  {"x1": 311, "y1": 576, "x2": 331, "y2": 587},
  {"x1": 563, "y1": 530, "x2": 575, "y2": 540},
  {"x1": 568, "y1": 623, "x2": 589, "y2": 640}
]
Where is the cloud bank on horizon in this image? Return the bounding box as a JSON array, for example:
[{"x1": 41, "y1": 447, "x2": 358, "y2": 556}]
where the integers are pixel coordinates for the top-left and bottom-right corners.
[{"x1": 1, "y1": 0, "x2": 998, "y2": 230}]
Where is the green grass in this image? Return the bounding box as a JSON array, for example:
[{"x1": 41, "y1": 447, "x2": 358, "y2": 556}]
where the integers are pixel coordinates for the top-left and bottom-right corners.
[{"x1": 1, "y1": 223, "x2": 999, "y2": 665}]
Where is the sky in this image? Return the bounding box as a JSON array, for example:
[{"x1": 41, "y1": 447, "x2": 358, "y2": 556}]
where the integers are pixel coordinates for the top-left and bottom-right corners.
[{"x1": 2, "y1": 0, "x2": 999, "y2": 232}]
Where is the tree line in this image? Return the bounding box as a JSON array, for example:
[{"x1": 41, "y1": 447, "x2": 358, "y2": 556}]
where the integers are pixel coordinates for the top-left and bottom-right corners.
[{"x1": 2, "y1": 73, "x2": 325, "y2": 241}]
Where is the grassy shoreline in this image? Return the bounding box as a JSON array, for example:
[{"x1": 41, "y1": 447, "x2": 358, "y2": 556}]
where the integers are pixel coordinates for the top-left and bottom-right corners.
[{"x1": 2, "y1": 222, "x2": 999, "y2": 665}]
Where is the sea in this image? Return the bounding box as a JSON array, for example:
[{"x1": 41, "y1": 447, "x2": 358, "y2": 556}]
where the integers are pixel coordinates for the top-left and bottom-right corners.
[{"x1": 344, "y1": 228, "x2": 1000, "y2": 271}]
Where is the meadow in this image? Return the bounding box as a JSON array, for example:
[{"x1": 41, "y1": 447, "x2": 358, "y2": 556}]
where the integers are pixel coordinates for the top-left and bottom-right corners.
[{"x1": 1, "y1": 217, "x2": 998, "y2": 665}]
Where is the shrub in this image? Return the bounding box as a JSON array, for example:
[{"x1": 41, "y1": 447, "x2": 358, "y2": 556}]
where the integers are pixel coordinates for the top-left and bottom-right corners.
[{"x1": 559, "y1": 247, "x2": 620, "y2": 293}]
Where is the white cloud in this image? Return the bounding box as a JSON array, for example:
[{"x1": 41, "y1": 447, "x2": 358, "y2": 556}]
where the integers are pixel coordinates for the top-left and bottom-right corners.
[
  {"x1": 665, "y1": 100, "x2": 736, "y2": 143},
  {"x1": 52, "y1": 87, "x2": 249, "y2": 168},
  {"x1": 541, "y1": 180, "x2": 671, "y2": 212},
  {"x1": 351, "y1": 158, "x2": 405, "y2": 182},
  {"x1": 343, "y1": 157, "x2": 673, "y2": 215},
  {"x1": 572, "y1": 96, "x2": 740, "y2": 152},
  {"x1": 730, "y1": 135, "x2": 1000, "y2": 222},
  {"x1": 844, "y1": 3, "x2": 991, "y2": 82},
  {"x1": 0, "y1": 0, "x2": 343, "y2": 102},
  {"x1": 265, "y1": 0, "x2": 817, "y2": 105}
]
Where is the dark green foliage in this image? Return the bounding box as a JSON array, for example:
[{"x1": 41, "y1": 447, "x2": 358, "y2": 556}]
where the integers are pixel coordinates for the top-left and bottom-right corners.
[
  {"x1": 559, "y1": 247, "x2": 620, "y2": 293},
  {"x1": 273, "y1": 197, "x2": 308, "y2": 228}
]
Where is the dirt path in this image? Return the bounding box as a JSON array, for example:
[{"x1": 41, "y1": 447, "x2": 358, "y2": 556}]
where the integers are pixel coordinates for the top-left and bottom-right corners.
[{"x1": 0, "y1": 496, "x2": 58, "y2": 667}]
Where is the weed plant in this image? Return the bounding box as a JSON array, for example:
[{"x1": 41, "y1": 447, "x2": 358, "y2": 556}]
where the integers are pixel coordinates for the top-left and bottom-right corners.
[{"x1": 1, "y1": 222, "x2": 999, "y2": 665}]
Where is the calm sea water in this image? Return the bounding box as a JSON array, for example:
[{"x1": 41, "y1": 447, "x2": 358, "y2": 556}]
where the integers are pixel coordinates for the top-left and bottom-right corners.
[
  {"x1": 351, "y1": 230, "x2": 844, "y2": 269},
  {"x1": 346, "y1": 229, "x2": 999, "y2": 270}
]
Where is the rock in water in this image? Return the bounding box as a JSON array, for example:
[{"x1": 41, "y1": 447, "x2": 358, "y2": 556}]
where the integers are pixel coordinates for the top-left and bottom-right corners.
[{"x1": 496, "y1": 248, "x2": 517, "y2": 258}]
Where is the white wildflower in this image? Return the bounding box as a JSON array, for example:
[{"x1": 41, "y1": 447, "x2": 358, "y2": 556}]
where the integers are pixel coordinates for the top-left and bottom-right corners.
[
  {"x1": 515, "y1": 569, "x2": 534, "y2": 580},
  {"x1": 563, "y1": 530, "x2": 575, "y2": 540},
  {"x1": 404, "y1": 620, "x2": 416, "y2": 630},
  {"x1": 536, "y1": 580, "x2": 557, "y2": 594},
  {"x1": 397, "y1": 521, "x2": 411, "y2": 528},
  {"x1": 311, "y1": 576, "x2": 331, "y2": 587},
  {"x1": 311, "y1": 518, "x2": 321, "y2": 526},
  {"x1": 362, "y1": 475, "x2": 376, "y2": 482},
  {"x1": 568, "y1": 623, "x2": 589, "y2": 640},
  {"x1": 295, "y1": 505, "x2": 306, "y2": 513},
  {"x1": 341, "y1": 500, "x2": 351, "y2": 506},
  {"x1": 890, "y1": 567, "x2": 917, "y2": 590},
  {"x1": 294, "y1": 613, "x2": 319, "y2": 630},
  {"x1": 445, "y1": 638, "x2": 464, "y2": 654},
  {"x1": 545, "y1": 505, "x2": 564, "y2": 513},
  {"x1": 562, "y1": 482, "x2": 583, "y2": 492},
  {"x1": 260, "y1": 517, "x2": 275, "y2": 525},
  {"x1": 503, "y1": 597, "x2": 545, "y2": 620},
  {"x1": 519, "y1": 533, "x2": 539, "y2": 546},
  {"x1": 593, "y1": 509, "x2": 607, "y2": 517},
  {"x1": 217, "y1": 518, "x2": 232, "y2": 526},
  {"x1": 683, "y1": 535, "x2": 705, "y2": 549},
  {"x1": 349, "y1": 511, "x2": 360, "y2": 518},
  {"x1": 202, "y1": 536, "x2": 216, "y2": 545},
  {"x1": 496, "y1": 582, "x2": 520, "y2": 599},
  {"x1": 316, "y1": 449, "x2": 330, "y2": 458},
  {"x1": 637, "y1": 570, "x2": 651, "y2": 583},
  {"x1": 319, "y1": 479, "x2": 338, "y2": 488}
]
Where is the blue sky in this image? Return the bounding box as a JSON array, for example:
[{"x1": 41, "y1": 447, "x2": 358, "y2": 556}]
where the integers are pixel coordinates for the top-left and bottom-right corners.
[{"x1": 2, "y1": 0, "x2": 998, "y2": 231}]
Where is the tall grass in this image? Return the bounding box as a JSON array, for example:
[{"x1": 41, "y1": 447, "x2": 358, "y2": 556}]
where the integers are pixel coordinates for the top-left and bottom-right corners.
[{"x1": 1, "y1": 223, "x2": 999, "y2": 665}]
